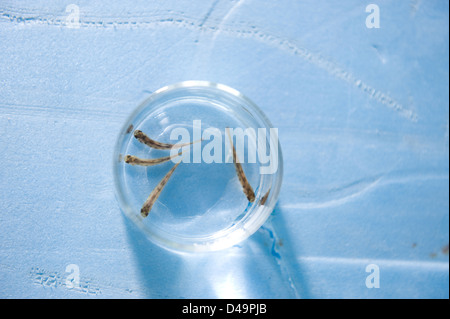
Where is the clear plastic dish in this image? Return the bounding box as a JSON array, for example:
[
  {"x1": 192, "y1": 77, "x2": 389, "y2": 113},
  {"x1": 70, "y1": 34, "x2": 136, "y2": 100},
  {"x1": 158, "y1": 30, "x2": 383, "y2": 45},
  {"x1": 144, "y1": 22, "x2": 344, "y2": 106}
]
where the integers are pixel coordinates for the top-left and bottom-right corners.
[{"x1": 113, "y1": 81, "x2": 283, "y2": 252}]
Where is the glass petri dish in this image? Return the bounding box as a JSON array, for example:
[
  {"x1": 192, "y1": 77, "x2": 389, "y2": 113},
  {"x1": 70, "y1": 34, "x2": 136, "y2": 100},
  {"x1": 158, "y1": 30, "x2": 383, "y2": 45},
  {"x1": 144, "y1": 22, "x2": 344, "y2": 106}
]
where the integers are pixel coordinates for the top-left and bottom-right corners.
[{"x1": 113, "y1": 81, "x2": 283, "y2": 252}]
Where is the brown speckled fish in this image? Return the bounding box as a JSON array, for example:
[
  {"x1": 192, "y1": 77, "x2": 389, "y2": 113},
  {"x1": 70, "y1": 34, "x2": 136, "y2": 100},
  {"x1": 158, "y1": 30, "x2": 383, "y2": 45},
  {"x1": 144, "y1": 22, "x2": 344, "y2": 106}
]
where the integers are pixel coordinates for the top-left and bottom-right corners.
[
  {"x1": 134, "y1": 130, "x2": 199, "y2": 150},
  {"x1": 259, "y1": 188, "x2": 271, "y2": 206},
  {"x1": 124, "y1": 152, "x2": 181, "y2": 166},
  {"x1": 226, "y1": 128, "x2": 255, "y2": 203},
  {"x1": 140, "y1": 161, "x2": 181, "y2": 217}
]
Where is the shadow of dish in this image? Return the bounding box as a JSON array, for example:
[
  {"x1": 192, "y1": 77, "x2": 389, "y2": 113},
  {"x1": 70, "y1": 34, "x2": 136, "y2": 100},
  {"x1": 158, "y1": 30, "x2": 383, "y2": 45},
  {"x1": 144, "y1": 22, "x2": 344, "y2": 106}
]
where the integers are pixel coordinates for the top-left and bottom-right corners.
[
  {"x1": 121, "y1": 214, "x2": 187, "y2": 298},
  {"x1": 264, "y1": 201, "x2": 312, "y2": 298},
  {"x1": 122, "y1": 201, "x2": 307, "y2": 298}
]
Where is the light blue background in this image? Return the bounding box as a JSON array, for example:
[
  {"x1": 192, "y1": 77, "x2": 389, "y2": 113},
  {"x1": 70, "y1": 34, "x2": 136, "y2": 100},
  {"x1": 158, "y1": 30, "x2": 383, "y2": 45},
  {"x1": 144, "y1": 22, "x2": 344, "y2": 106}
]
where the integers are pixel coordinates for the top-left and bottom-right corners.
[{"x1": 0, "y1": 0, "x2": 448, "y2": 298}]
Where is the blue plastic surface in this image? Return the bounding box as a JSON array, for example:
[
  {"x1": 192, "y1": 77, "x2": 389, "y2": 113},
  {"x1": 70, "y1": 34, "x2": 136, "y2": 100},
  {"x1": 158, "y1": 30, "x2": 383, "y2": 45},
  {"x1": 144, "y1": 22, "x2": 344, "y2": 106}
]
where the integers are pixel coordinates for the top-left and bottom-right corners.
[{"x1": 0, "y1": 0, "x2": 448, "y2": 298}]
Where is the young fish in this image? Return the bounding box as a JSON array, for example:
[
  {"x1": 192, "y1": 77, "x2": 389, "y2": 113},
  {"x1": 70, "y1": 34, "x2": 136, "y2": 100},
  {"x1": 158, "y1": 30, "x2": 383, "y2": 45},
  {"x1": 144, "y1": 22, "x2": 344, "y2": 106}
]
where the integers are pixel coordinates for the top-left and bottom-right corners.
[
  {"x1": 259, "y1": 188, "x2": 271, "y2": 206},
  {"x1": 134, "y1": 130, "x2": 200, "y2": 150},
  {"x1": 126, "y1": 124, "x2": 134, "y2": 134},
  {"x1": 140, "y1": 161, "x2": 181, "y2": 217},
  {"x1": 226, "y1": 128, "x2": 255, "y2": 202},
  {"x1": 124, "y1": 152, "x2": 181, "y2": 166}
]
